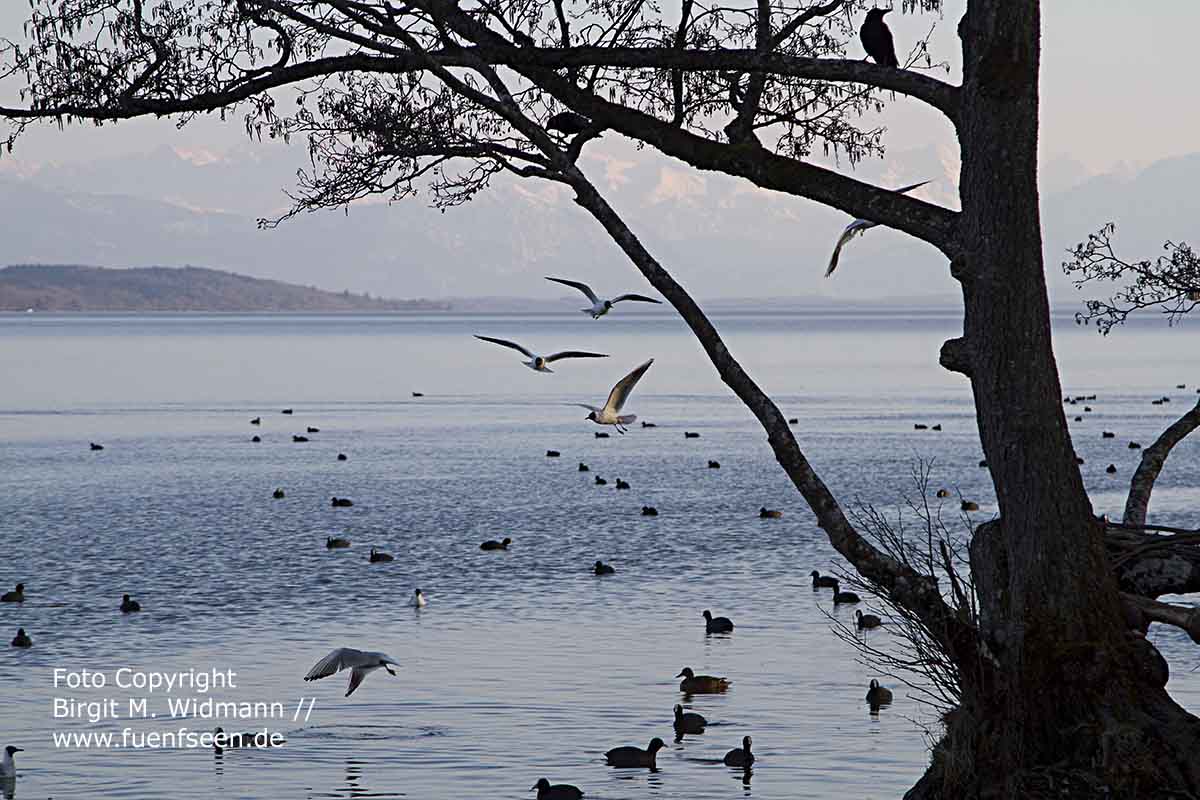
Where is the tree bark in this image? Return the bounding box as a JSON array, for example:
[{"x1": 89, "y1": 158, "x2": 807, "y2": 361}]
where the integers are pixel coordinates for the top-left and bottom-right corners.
[{"x1": 913, "y1": 2, "x2": 1200, "y2": 796}]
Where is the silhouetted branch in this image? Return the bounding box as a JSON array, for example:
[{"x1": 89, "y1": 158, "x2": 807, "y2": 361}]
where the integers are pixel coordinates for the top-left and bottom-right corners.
[
  {"x1": 1064, "y1": 223, "x2": 1200, "y2": 334},
  {"x1": 1124, "y1": 398, "x2": 1200, "y2": 527}
]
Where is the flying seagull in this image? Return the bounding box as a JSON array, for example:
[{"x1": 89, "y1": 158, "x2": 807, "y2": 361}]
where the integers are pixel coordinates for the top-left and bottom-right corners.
[
  {"x1": 577, "y1": 358, "x2": 653, "y2": 433},
  {"x1": 545, "y1": 277, "x2": 662, "y2": 319},
  {"x1": 303, "y1": 648, "x2": 400, "y2": 697},
  {"x1": 860, "y1": 9, "x2": 899, "y2": 67},
  {"x1": 825, "y1": 181, "x2": 931, "y2": 277},
  {"x1": 474, "y1": 335, "x2": 608, "y2": 372}
]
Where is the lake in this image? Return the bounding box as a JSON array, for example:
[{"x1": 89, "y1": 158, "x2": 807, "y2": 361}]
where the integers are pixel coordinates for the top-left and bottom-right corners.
[{"x1": 0, "y1": 310, "x2": 1196, "y2": 799}]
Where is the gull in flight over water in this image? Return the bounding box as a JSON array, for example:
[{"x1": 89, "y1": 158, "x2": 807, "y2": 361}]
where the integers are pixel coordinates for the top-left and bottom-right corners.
[
  {"x1": 825, "y1": 181, "x2": 931, "y2": 277},
  {"x1": 304, "y1": 648, "x2": 400, "y2": 697},
  {"x1": 577, "y1": 358, "x2": 653, "y2": 434},
  {"x1": 545, "y1": 277, "x2": 662, "y2": 319},
  {"x1": 474, "y1": 335, "x2": 608, "y2": 373}
]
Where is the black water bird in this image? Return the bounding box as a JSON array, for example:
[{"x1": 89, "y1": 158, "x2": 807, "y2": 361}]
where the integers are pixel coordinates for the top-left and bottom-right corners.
[
  {"x1": 331, "y1": 497, "x2": 354, "y2": 507},
  {"x1": 832, "y1": 582, "x2": 860, "y2": 605},
  {"x1": 860, "y1": 9, "x2": 899, "y2": 67},
  {"x1": 326, "y1": 537, "x2": 351, "y2": 549},
  {"x1": 531, "y1": 777, "x2": 584, "y2": 800},
  {"x1": 866, "y1": 679, "x2": 894, "y2": 709},
  {"x1": 673, "y1": 704, "x2": 706, "y2": 734},
  {"x1": 594, "y1": 560, "x2": 615, "y2": 575},
  {"x1": 369, "y1": 548, "x2": 394, "y2": 563},
  {"x1": 605, "y1": 737, "x2": 664, "y2": 768},
  {"x1": 594, "y1": 476, "x2": 608, "y2": 486},
  {"x1": 723, "y1": 736, "x2": 755, "y2": 767},
  {"x1": 810, "y1": 571, "x2": 838, "y2": 589},
  {"x1": 481, "y1": 538, "x2": 512, "y2": 551},
  {"x1": 856, "y1": 610, "x2": 882, "y2": 630},
  {"x1": 642, "y1": 506, "x2": 658, "y2": 516},
  {"x1": 90, "y1": 442, "x2": 104, "y2": 450},
  {"x1": 1, "y1": 583, "x2": 24, "y2": 603},
  {"x1": 704, "y1": 609, "x2": 734, "y2": 633},
  {"x1": 121, "y1": 594, "x2": 141, "y2": 613},
  {"x1": 11, "y1": 628, "x2": 31, "y2": 648},
  {"x1": 708, "y1": 460, "x2": 721, "y2": 469}
]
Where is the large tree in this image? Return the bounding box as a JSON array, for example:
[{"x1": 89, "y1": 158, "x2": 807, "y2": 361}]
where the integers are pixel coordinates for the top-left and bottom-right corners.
[{"x1": 4, "y1": 1, "x2": 1198, "y2": 795}]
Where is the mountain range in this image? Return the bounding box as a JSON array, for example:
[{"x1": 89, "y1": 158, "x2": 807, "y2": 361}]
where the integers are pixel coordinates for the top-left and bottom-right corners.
[{"x1": 0, "y1": 139, "x2": 1194, "y2": 305}]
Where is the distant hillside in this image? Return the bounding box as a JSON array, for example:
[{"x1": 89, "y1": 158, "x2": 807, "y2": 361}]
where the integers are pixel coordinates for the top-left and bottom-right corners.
[{"x1": 0, "y1": 265, "x2": 449, "y2": 312}]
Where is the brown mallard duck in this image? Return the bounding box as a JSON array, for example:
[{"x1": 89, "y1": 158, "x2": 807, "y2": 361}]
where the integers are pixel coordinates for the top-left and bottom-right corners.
[{"x1": 676, "y1": 667, "x2": 730, "y2": 693}]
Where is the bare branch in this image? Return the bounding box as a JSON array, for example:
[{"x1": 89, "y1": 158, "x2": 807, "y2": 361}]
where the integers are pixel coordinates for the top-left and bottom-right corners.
[
  {"x1": 1064, "y1": 222, "x2": 1200, "y2": 334},
  {"x1": 1124, "y1": 397, "x2": 1200, "y2": 527},
  {"x1": 1125, "y1": 594, "x2": 1200, "y2": 643}
]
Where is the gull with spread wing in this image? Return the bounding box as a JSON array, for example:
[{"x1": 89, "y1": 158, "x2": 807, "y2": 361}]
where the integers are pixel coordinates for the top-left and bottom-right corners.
[
  {"x1": 303, "y1": 648, "x2": 400, "y2": 697},
  {"x1": 825, "y1": 181, "x2": 931, "y2": 277},
  {"x1": 577, "y1": 359, "x2": 654, "y2": 434},
  {"x1": 474, "y1": 335, "x2": 608, "y2": 372},
  {"x1": 545, "y1": 277, "x2": 662, "y2": 319}
]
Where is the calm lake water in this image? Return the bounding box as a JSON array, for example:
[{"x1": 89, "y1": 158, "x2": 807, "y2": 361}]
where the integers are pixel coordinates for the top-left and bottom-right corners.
[{"x1": 0, "y1": 311, "x2": 1197, "y2": 800}]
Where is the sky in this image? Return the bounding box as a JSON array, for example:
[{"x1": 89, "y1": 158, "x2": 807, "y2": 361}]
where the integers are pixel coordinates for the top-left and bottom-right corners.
[{"x1": 0, "y1": 1, "x2": 1196, "y2": 301}]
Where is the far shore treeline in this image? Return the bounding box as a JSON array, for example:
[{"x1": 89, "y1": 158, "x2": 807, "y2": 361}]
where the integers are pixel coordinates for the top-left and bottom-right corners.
[{"x1": 0, "y1": 264, "x2": 449, "y2": 312}]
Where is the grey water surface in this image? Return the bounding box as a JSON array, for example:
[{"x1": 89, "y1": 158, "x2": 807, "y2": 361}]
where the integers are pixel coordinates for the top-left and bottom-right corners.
[{"x1": 0, "y1": 311, "x2": 1196, "y2": 799}]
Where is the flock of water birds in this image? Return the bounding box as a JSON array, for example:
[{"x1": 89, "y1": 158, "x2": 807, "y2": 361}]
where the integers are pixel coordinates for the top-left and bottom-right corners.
[{"x1": 0, "y1": 272, "x2": 899, "y2": 797}]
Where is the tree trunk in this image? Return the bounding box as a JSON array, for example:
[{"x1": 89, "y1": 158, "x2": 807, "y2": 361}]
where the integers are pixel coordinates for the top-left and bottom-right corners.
[{"x1": 915, "y1": 2, "x2": 1200, "y2": 796}]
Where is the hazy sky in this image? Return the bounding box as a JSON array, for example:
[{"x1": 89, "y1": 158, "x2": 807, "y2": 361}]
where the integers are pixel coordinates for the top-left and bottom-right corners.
[{"x1": 0, "y1": 2, "x2": 1196, "y2": 300}]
